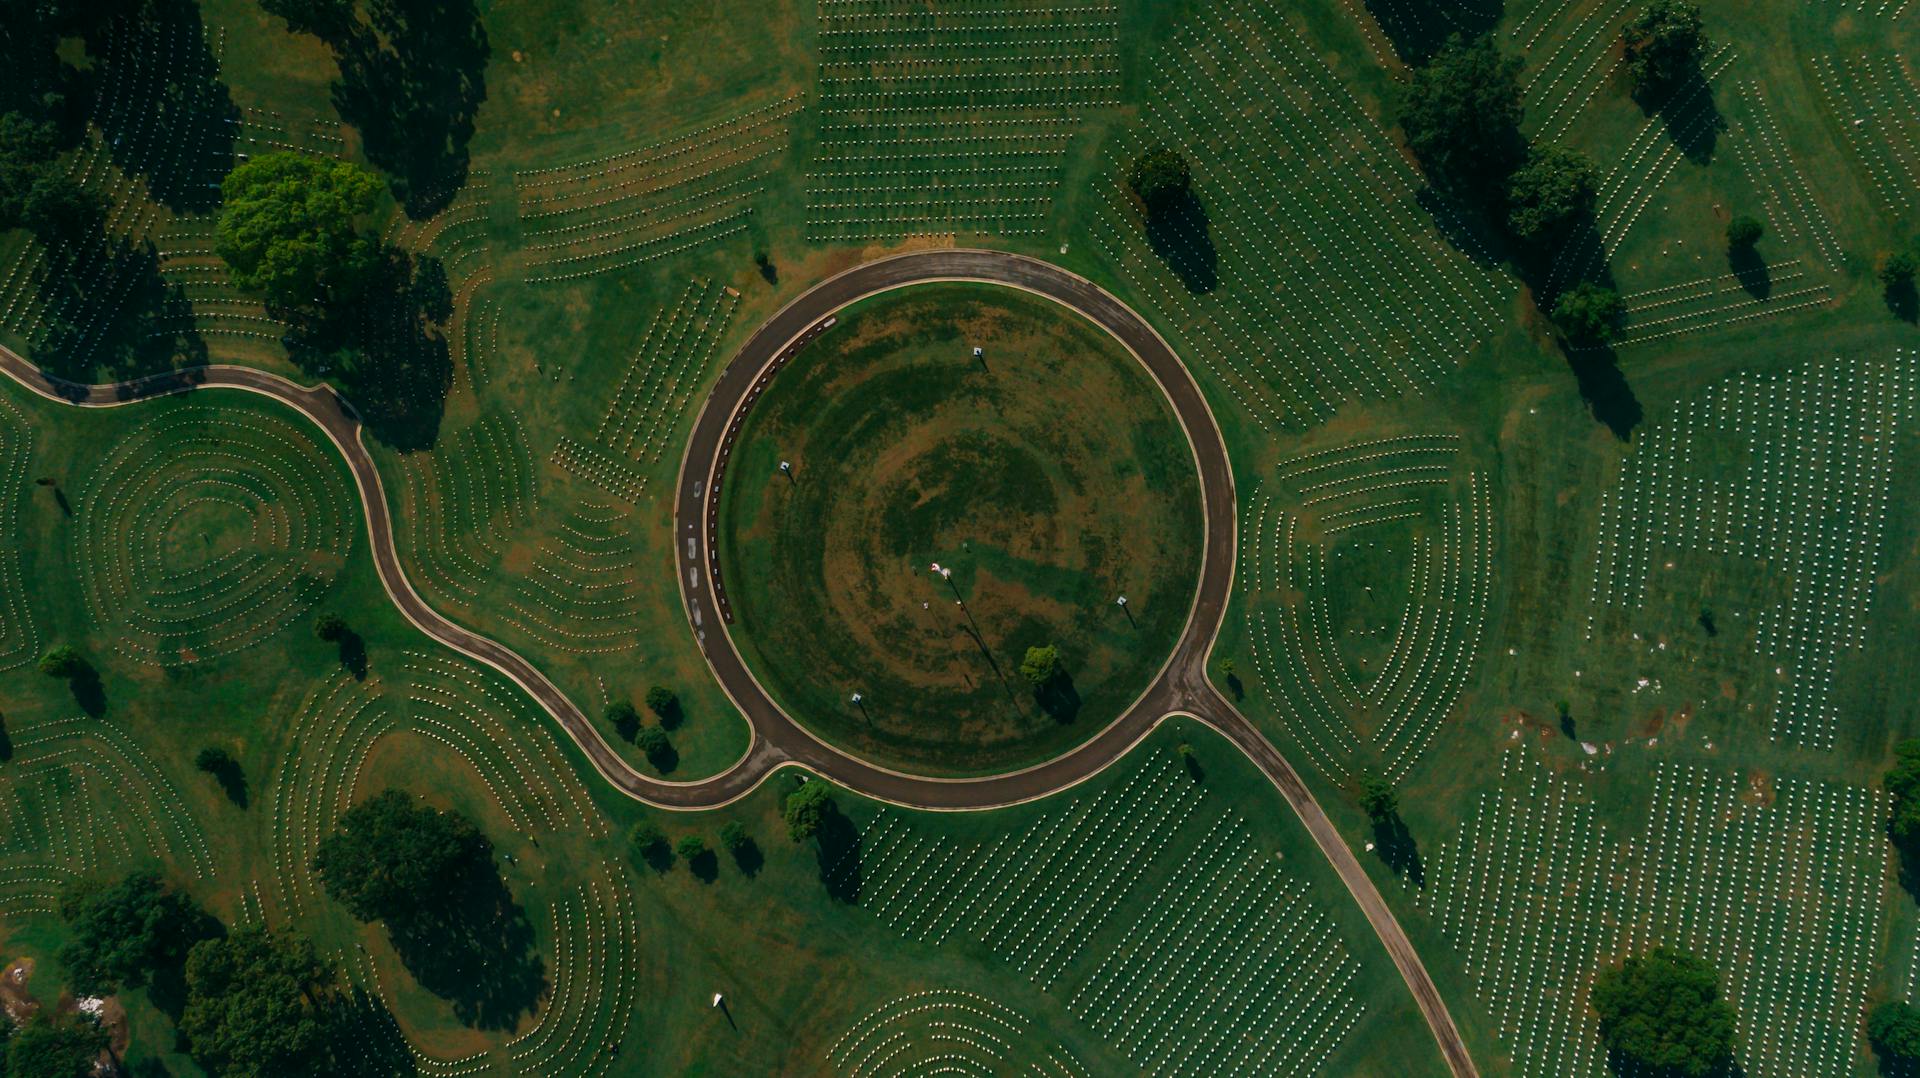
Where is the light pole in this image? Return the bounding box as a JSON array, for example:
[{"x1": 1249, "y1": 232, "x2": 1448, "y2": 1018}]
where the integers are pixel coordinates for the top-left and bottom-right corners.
[
  {"x1": 851, "y1": 691, "x2": 870, "y2": 723},
  {"x1": 1117, "y1": 594, "x2": 1134, "y2": 627},
  {"x1": 778, "y1": 459, "x2": 795, "y2": 485},
  {"x1": 930, "y1": 562, "x2": 962, "y2": 605}
]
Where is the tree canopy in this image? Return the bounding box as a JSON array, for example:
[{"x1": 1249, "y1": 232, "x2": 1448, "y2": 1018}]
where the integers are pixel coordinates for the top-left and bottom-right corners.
[
  {"x1": 1883, "y1": 251, "x2": 1918, "y2": 288},
  {"x1": 1552, "y1": 282, "x2": 1624, "y2": 344},
  {"x1": 35, "y1": 646, "x2": 83, "y2": 679},
  {"x1": 644, "y1": 686, "x2": 681, "y2": 725},
  {"x1": 6, "y1": 1013, "x2": 108, "y2": 1078},
  {"x1": 1623, "y1": 1, "x2": 1707, "y2": 102},
  {"x1": 1127, "y1": 146, "x2": 1192, "y2": 209},
  {"x1": 180, "y1": 928, "x2": 335, "y2": 1078},
  {"x1": 1018, "y1": 644, "x2": 1063, "y2": 687},
  {"x1": 1359, "y1": 775, "x2": 1399, "y2": 823},
  {"x1": 57, "y1": 871, "x2": 219, "y2": 996},
  {"x1": 1871, "y1": 1000, "x2": 1920, "y2": 1064},
  {"x1": 1399, "y1": 34, "x2": 1525, "y2": 198},
  {"x1": 1725, "y1": 215, "x2": 1764, "y2": 249},
  {"x1": 1506, "y1": 147, "x2": 1597, "y2": 248},
  {"x1": 1592, "y1": 946, "x2": 1736, "y2": 1078},
  {"x1": 784, "y1": 781, "x2": 836, "y2": 842},
  {"x1": 1885, "y1": 740, "x2": 1920, "y2": 855},
  {"x1": 215, "y1": 152, "x2": 383, "y2": 314},
  {"x1": 606, "y1": 699, "x2": 641, "y2": 741},
  {"x1": 312, "y1": 789, "x2": 493, "y2": 924}
]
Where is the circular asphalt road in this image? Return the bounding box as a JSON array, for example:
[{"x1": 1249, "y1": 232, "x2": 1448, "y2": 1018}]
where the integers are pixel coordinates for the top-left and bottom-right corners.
[{"x1": 0, "y1": 249, "x2": 1478, "y2": 1077}]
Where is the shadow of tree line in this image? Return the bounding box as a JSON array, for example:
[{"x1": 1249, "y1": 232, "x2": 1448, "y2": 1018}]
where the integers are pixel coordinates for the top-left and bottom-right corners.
[
  {"x1": 269, "y1": 0, "x2": 490, "y2": 219},
  {"x1": 3, "y1": 0, "x2": 236, "y2": 383}
]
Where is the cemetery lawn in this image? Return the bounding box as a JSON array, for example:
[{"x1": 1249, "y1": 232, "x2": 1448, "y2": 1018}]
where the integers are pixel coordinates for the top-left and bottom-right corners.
[{"x1": 717, "y1": 283, "x2": 1202, "y2": 774}]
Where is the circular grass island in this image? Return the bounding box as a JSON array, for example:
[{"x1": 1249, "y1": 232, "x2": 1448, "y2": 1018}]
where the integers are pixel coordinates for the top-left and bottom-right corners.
[{"x1": 716, "y1": 283, "x2": 1203, "y2": 775}]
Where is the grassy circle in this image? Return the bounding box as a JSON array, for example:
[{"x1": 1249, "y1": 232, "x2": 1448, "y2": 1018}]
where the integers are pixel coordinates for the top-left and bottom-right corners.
[{"x1": 718, "y1": 283, "x2": 1202, "y2": 774}]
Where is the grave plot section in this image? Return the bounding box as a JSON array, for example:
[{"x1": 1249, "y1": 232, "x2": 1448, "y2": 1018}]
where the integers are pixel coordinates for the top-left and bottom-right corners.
[
  {"x1": 400, "y1": 412, "x2": 663, "y2": 660},
  {"x1": 72, "y1": 400, "x2": 354, "y2": 667},
  {"x1": 0, "y1": 395, "x2": 38, "y2": 672},
  {"x1": 1510, "y1": 0, "x2": 1638, "y2": 144},
  {"x1": 1814, "y1": 50, "x2": 1920, "y2": 218},
  {"x1": 1543, "y1": 42, "x2": 1742, "y2": 295},
  {"x1": 399, "y1": 412, "x2": 540, "y2": 608},
  {"x1": 824, "y1": 755, "x2": 1372, "y2": 1078},
  {"x1": 1086, "y1": 0, "x2": 1509, "y2": 432},
  {"x1": 267, "y1": 653, "x2": 624, "y2": 1075},
  {"x1": 499, "y1": 863, "x2": 641, "y2": 1078},
  {"x1": 497, "y1": 503, "x2": 652, "y2": 658},
  {"x1": 828, "y1": 990, "x2": 1087, "y2": 1077},
  {"x1": 0, "y1": 7, "x2": 343, "y2": 372},
  {"x1": 1238, "y1": 436, "x2": 1493, "y2": 782},
  {"x1": 514, "y1": 95, "x2": 801, "y2": 284},
  {"x1": 1729, "y1": 81, "x2": 1844, "y2": 268},
  {"x1": 1585, "y1": 348, "x2": 1914, "y2": 749},
  {"x1": 387, "y1": 172, "x2": 500, "y2": 396},
  {"x1": 1419, "y1": 754, "x2": 1890, "y2": 1078},
  {"x1": 1416, "y1": 754, "x2": 1615, "y2": 1078},
  {"x1": 551, "y1": 277, "x2": 738, "y2": 502},
  {"x1": 806, "y1": 0, "x2": 1120, "y2": 241},
  {"x1": 1617, "y1": 763, "x2": 1888, "y2": 1078},
  {"x1": 0, "y1": 711, "x2": 215, "y2": 915}
]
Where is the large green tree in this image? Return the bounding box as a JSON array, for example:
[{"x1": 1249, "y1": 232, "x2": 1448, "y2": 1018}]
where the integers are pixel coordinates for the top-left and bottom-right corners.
[
  {"x1": 214, "y1": 152, "x2": 383, "y2": 315},
  {"x1": 312, "y1": 789, "x2": 492, "y2": 925},
  {"x1": 1553, "y1": 282, "x2": 1624, "y2": 344},
  {"x1": 1885, "y1": 740, "x2": 1920, "y2": 854},
  {"x1": 1506, "y1": 146, "x2": 1597, "y2": 249},
  {"x1": 1591, "y1": 947, "x2": 1736, "y2": 1078},
  {"x1": 1623, "y1": 1, "x2": 1707, "y2": 102},
  {"x1": 57, "y1": 871, "x2": 218, "y2": 996},
  {"x1": 784, "y1": 781, "x2": 836, "y2": 842},
  {"x1": 6, "y1": 1013, "x2": 108, "y2": 1078},
  {"x1": 1871, "y1": 1000, "x2": 1920, "y2": 1065},
  {"x1": 1400, "y1": 34, "x2": 1525, "y2": 198},
  {"x1": 179, "y1": 928, "x2": 335, "y2": 1078},
  {"x1": 1127, "y1": 145, "x2": 1192, "y2": 209},
  {"x1": 1018, "y1": 644, "x2": 1064, "y2": 687},
  {"x1": 0, "y1": 113, "x2": 60, "y2": 228}
]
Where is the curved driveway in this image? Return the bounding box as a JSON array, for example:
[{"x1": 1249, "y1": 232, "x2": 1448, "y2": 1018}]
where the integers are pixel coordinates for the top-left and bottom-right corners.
[{"x1": 0, "y1": 249, "x2": 1477, "y2": 1078}]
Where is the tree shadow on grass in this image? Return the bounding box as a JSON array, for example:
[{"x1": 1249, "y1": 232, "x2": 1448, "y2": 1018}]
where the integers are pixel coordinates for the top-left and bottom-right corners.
[
  {"x1": 686, "y1": 848, "x2": 719, "y2": 884},
  {"x1": 1034, "y1": 672, "x2": 1081, "y2": 724},
  {"x1": 1372, "y1": 815, "x2": 1425, "y2": 887},
  {"x1": 285, "y1": 251, "x2": 452, "y2": 451},
  {"x1": 729, "y1": 838, "x2": 764, "y2": 878},
  {"x1": 384, "y1": 865, "x2": 545, "y2": 1031},
  {"x1": 1564, "y1": 343, "x2": 1643, "y2": 441},
  {"x1": 1729, "y1": 245, "x2": 1770, "y2": 301},
  {"x1": 337, "y1": 630, "x2": 369, "y2": 680},
  {"x1": 327, "y1": 0, "x2": 489, "y2": 219},
  {"x1": 207, "y1": 759, "x2": 249, "y2": 808},
  {"x1": 30, "y1": 232, "x2": 204, "y2": 385},
  {"x1": 814, "y1": 807, "x2": 863, "y2": 904},
  {"x1": 70, "y1": 666, "x2": 107, "y2": 717},
  {"x1": 87, "y1": 0, "x2": 238, "y2": 214},
  {"x1": 1362, "y1": 0, "x2": 1503, "y2": 67},
  {"x1": 1888, "y1": 279, "x2": 1919, "y2": 324},
  {"x1": 329, "y1": 985, "x2": 420, "y2": 1077},
  {"x1": 1638, "y1": 67, "x2": 1725, "y2": 166},
  {"x1": 1143, "y1": 191, "x2": 1219, "y2": 295}
]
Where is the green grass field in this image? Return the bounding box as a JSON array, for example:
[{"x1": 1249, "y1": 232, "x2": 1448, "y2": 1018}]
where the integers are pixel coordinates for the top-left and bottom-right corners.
[
  {"x1": 718, "y1": 283, "x2": 1201, "y2": 773},
  {"x1": 5, "y1": 0, "x2": 1920, "y2": 1075}
]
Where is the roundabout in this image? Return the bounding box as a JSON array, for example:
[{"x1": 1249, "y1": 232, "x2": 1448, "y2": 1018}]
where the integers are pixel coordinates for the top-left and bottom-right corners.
[{"x1": 714, "y1": 283, "x2": 1203, "y2": 774}]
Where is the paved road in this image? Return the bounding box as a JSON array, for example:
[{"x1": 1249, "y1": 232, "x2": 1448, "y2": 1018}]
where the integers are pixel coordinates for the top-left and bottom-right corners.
[{"x1": 0, "y1": 250, "x2": 1478, "y2": 1077}]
